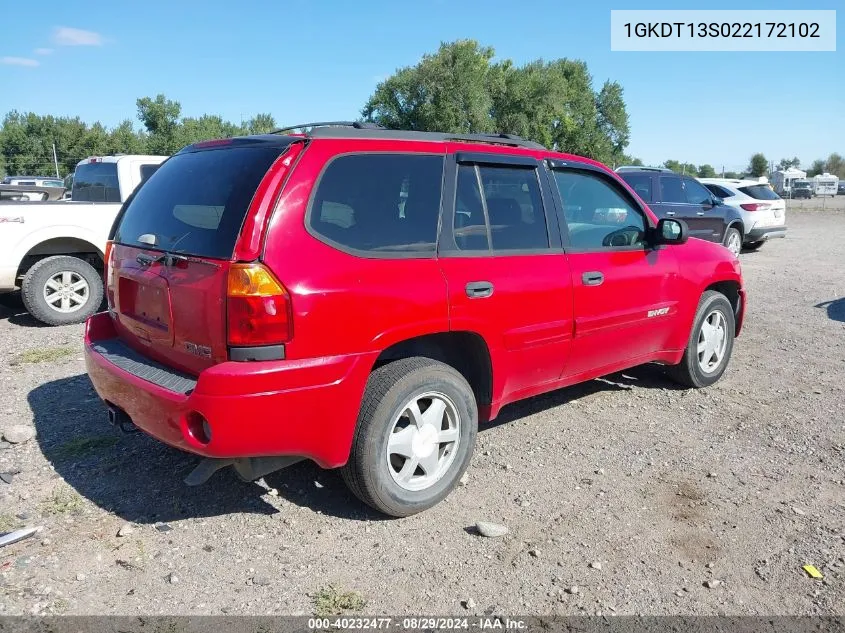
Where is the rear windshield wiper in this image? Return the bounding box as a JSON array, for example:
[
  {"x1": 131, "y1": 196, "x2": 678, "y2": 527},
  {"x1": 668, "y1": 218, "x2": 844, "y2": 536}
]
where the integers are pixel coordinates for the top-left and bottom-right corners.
[{"x1": 136, "y1": 252, "x2": 189, "y2": 267}]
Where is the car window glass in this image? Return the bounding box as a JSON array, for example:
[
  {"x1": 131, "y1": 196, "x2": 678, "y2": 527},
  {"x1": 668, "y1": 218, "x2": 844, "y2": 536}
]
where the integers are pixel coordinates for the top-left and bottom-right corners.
[
  {"x1": 618, "y1": 173, "x2": 653, "y2": 202},
  {"x1": 477, "y1": 165, "x2": 548, "y2": 251},
  {"x1": 659, "y1": 176, "x2": 685, "y2": 203},
  {"x1": 553, "y1": 170, "x2": 647, "y2": 250},
  {"x1": 310, "y1": 153, "x2": 444, "y2": 253},
  {"x1": 454, "y1": 165, "x2": 489, "y2": 251},
  {"x1": 684, "y1": 179, "x2": 715, "y2": 205}
]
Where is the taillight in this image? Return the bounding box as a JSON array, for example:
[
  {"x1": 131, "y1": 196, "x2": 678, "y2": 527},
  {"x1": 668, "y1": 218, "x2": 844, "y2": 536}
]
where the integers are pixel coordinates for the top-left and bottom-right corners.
[
  {"x1": 226, "y1": 263, "x2": 292, "y2": 347},
  {"x1": 740, "y1": 203, "x2": 770, "y2": 211},
  {"x1": 105, "y1": 241, "x2": 116, "y2": 313}
]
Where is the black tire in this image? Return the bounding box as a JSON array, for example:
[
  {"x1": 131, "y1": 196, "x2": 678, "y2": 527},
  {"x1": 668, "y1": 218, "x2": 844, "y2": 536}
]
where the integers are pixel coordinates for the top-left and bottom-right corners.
[
  {"x1": 21, "y1": 255, "x2": 103, "y2": 326},
  {"x1": 341, "y1": 357, "x2": 477, "y2": 517},
  {"x1": 744, "y1": 240, "x2": 765, "y2": 251},
  {"x1": 723, "y1": 227, "x2": 742, "y2": 257},
  {"x1": 668, "y1": 290, "x2": 735, "y2": 389}
]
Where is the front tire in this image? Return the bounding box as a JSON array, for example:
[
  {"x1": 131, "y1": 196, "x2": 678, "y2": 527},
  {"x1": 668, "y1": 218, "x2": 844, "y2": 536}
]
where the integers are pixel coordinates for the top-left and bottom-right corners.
[
  {"x1": 723, "y1": 227, "x2": 742, "y2": 257},
  {"x1": 21, "y1": 255, "x2": 103, "y2": 326},
  {"x1": 668, "y1": 291, "x2": 735, "y2": 389},
  {"x1": 341, "y1": 357, "x2": 477, "y2": 517}
]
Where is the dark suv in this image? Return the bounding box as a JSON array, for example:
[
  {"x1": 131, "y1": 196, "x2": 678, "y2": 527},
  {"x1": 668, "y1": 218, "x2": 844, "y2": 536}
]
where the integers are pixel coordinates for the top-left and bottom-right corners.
[
  {"x1": 616, "y1": 167, "x2": 745, "y2": 257},
  {"x1": 84, "y1": 123, "x2": 746, "y2": 517}
]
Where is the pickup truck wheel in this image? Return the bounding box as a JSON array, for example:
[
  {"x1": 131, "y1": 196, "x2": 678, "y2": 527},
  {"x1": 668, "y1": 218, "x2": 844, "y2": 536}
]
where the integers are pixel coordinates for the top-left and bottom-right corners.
[
  {"x1": 21, "y1": 256, "x2": 103, "y2": 326},
  {"x1": 342, "y1": 357, "x2": 477, "y2": 517},
  {"x1": 668, "y1": 290, "x2": 735, "y2": 389}
]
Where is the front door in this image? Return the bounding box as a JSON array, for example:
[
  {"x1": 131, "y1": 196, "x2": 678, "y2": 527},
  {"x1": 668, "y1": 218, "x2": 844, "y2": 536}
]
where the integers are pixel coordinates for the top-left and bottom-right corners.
[
  {"x1": 547, "y1": 162, "x2": 681, "y2": 380},
  {"x1": 437, "y1": 150, "x2": 574, "y2": 405}
]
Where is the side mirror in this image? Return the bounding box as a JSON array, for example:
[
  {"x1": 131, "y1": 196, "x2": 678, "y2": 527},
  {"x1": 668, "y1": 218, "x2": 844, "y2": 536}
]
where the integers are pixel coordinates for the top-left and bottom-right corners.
[
  {"x1": 655, "y1": 218, "x2": 689, "y2": 245},
  {"x1": 709, "y1": 195, "x2": 721, "y2": 206}
]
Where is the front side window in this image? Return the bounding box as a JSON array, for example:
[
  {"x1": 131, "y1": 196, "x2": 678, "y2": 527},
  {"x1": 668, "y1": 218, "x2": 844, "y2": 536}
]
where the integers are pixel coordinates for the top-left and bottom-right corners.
[
  {"x1": 453, "y1": 164, "x2": 549, "y2": 252},
  {"x1": 553, "y1": 169, "x2": 647, "y2": 250},
  {"x1": 309, "y1": 154, "x2": 444, "y2": 254}
]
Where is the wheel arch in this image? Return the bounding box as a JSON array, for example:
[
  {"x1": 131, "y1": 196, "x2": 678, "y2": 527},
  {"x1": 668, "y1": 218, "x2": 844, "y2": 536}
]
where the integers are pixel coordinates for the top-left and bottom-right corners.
[
  {"x1": 704, "y1": 279, "x2": 743, "y2": 336},
  {"x1": 14, "y1": 231, "x2": 105, "y2": 280},
  {"x1": 372, "y1": 331, "x2": 493, "y2": 411}
]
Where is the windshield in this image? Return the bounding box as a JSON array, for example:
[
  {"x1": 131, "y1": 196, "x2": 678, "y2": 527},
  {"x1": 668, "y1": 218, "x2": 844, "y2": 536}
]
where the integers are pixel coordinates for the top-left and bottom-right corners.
[
  {"x1": 113, "y1": 146, "x2": 284, "y2": 259},
  {"x1": 72, "y1": 163, "x2": 121, "y2": 202}
]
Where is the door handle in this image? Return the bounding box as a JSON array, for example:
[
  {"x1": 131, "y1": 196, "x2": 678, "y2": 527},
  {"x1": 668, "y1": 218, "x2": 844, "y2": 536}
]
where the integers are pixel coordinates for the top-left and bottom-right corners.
[
  {"x1": 465, "y1": 281, "x2": 494, "y2": 298},
  {"x1": 696, "y1": 211, "x2": 705, "y2": 216},
  {"x1": 665, "y1": 211, "x2": 676, "y2": 216},
  {"x1": 582, "y1": 271, "x2": 604, "y2": 286}
]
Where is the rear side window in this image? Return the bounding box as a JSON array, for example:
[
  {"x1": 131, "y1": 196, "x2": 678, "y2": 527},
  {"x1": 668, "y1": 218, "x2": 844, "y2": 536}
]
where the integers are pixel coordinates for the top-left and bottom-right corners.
[
  {"x1": 114, "y1": 146, "x2": 283, "y2": 259},
  {"x1": 618, "y1": 173, "x2": 653, "y2": 202},
  {"x1": 683, "y1": 178, "x2": 714, "y2": 205},
  {"x1": 309, "y1": 154, "x2": 444, "y2": 254},
  {"x1": 453, "y1": 164, "x2": 549, "y2": 252},
  {"x1": 739, "y1": 185, "x2": 780, "y2": 200},
  {"x1": 72, "y1": 163, "x2": 120, "y2": 202},
  {"x1": 139, "y1": 164, "x2": 160, "y2": 183}
]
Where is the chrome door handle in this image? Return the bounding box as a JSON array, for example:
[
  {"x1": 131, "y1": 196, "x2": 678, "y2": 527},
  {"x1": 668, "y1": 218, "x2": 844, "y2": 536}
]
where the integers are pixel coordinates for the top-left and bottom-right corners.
[
  {"x1": 665, "y1": 211, "x2": 676, "y2": 216},
  {"x1": 696, "y1": 211, "x2": 705, "y2": 216}
]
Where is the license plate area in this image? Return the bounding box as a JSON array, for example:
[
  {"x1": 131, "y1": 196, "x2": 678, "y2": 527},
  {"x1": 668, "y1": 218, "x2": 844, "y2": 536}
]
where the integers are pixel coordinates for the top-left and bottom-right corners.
[{"x1": 116, "y1": 271, "x2": 174, "y2": 346}]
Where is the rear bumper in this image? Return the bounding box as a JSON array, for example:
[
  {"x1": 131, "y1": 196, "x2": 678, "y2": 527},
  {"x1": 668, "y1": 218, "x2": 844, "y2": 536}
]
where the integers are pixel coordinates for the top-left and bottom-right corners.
[
  {"x1": 84, "y1": 312, "x2": 374, "y2": 468},
  {"x1": 745, "y1": 225, "x2": 787, "y2": 242}
]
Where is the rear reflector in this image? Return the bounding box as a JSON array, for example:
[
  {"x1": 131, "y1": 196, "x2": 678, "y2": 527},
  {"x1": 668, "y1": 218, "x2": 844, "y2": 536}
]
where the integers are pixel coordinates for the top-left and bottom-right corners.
[
  {"x1": 105, "y1": 241, "x2": 116, "y2": 313},
  {"x1": 740, "y1": 203, "x2": 770, "y2": 211},
  {"x1": 226, "y1": 263, "x2": 292, "y2": 347}
]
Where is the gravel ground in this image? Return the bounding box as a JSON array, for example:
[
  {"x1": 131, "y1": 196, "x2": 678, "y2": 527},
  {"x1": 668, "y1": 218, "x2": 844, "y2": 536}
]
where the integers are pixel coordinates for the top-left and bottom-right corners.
[{"x1": 0, "y1": 202, "x2": 843, "y2": 617}]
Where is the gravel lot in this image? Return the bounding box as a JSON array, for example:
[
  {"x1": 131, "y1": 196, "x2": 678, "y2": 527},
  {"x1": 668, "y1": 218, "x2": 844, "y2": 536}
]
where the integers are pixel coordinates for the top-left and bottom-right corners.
[{"x1": 0, "y1": 201, "x2": 843, "y2": 616}]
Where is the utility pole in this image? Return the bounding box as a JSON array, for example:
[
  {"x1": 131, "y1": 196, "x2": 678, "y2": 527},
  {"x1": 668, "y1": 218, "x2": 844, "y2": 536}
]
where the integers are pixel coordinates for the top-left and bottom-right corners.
[
  {"x1": 721, "y1": 165, "x2": 725, "y2": 177},
  {"x1": 52, "y1": 143, "x2": 60, "y2": 177}
]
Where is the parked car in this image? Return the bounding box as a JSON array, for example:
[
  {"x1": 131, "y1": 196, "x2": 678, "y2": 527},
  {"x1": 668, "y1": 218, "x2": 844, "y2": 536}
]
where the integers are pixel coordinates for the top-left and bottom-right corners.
[
  {"x1": 84, "y1": 123, "x2": 746, "y2": 517},
  {"x1": 616, "y1": 168, "x2": 745, "y2": 256},
  {"x1": 2, "y1": 176, "x2": 65, "y2": 188},
  {"x1": 0, "y1": 155, "x2": 167, "y2": 325},
  {"x1": 791, "y1": 180, "x2": 813, "y2": 199},
  {"x1": 698, "y1": 178, "x2": 787, "y2": 251},
  {"x1": 838, "y1": 181, "x2": 845, "y2": 195}
]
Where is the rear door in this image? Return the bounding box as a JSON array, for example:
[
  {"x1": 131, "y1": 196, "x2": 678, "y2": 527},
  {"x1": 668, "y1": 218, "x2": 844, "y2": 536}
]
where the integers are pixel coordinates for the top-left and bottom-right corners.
[
  {"x1": 657, "y1": 175, "x2": 723, "y2": 243},
  {"x1": 109, "y1": 141, "x2": 294, "y2": 374},
  {"x1": 548, "y1": 161, "x2": 680, "y2": 378},
  {"x1": 437, "y1": 149, "x2": 574, "y2": 404}
]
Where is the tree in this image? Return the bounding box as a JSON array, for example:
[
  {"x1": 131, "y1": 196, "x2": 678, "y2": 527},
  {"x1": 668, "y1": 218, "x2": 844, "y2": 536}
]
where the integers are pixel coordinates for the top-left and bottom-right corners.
[
  {"x1": 825, "y1": 152, "x2": 844, "y2": 178},
  {"x1": 723, "y1": 171, "x2": 740, "y2": 179},
  {"x1": 777, "y1": 157, "x2": 801, "y2": 170},
  {"x1": 245, "y1": 113, "x2": 276, "y2": 135},
  {"x1": 807, "y1": 159, "x2": 826, "y2": 177},
  {"x1": 697, "y1": 164, "x2": 716, "y2": 178},
  {"x1": 747, "y1": 153, "x2": 769, "y2": 177},
  {"x1": 663, "y1": 160, "x2": 697, "y2": 175},
  {"x1": 137, "y1": 94, "x2": 182, "y2": 154},
  {"x1": 363, "y1": 40, "x2": 496, "y2": 134},
  {"x1": 362, "y1": 40, "x2": 631, "y2": 164}
]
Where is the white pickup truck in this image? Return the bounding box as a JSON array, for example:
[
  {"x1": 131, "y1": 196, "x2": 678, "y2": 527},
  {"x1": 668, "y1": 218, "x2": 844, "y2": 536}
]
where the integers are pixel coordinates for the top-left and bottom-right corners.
[{"x1": 0, "y1": 154, "x2": 168, "y2": 325}]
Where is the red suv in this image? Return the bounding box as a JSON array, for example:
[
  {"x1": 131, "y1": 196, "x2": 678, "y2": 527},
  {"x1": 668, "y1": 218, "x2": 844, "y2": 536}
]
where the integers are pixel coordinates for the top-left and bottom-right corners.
[{"x1": 84, "y1": 122, "x2": 745, "y2": 517}]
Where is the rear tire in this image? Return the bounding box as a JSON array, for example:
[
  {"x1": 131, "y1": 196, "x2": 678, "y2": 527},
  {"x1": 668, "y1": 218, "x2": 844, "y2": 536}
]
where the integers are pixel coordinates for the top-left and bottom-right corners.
[
  {"x1": 341, "y1": 357, "x2": 477, "y2": 517},
  {"x1": 21, "y1": 255, "x2": 103, "y2": 326},
  {"x1": 668, "y1": 290, "x2": 735, "y2": 389},
  {"x1": 744, "y1": 240, "x2": 765, "y2": 251}
]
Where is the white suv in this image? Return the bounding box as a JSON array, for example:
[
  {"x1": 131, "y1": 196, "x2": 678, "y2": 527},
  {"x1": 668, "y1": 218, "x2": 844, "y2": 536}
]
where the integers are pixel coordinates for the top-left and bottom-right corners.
[{"x1": 698, "y1": 178, "x2": 787, "y2": 251}]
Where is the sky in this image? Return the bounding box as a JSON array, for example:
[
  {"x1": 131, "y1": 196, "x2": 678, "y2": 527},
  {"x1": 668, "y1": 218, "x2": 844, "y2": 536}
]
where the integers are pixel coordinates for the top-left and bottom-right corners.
[{"x1": 0, "y1": 0, "x2": 841, "y2": 172}]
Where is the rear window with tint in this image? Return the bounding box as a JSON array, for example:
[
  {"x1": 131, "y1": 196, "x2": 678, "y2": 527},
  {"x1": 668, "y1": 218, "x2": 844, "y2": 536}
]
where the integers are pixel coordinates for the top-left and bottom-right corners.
[
  {"x1": 73, "y1": 163, "x2": 120, "y2": 202},
  {"x1": 114, "y1": 146, "x2": 283, "y2": 259},
  {"x1": 738, "y1": 185, "x2": 781, "y2": 200},
  {"x1": 309, "y1": 153, "x2": 444, "y2": 253}
]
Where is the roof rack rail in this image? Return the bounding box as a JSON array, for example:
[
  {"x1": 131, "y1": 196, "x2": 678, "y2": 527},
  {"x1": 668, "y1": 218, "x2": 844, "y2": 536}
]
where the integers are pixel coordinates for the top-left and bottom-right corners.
[
  {"x1": 300, "y1": 126, "x2": 545, "y2": 150},
  {"x1": 271, "y1": 121, "x2": 384, "y2": 134}
]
